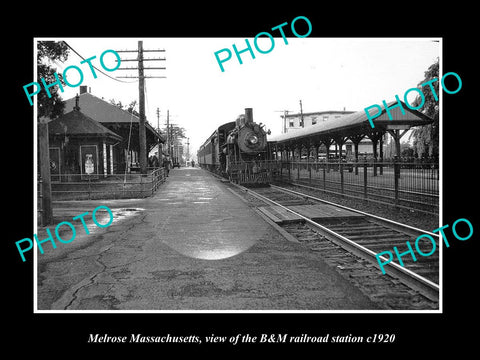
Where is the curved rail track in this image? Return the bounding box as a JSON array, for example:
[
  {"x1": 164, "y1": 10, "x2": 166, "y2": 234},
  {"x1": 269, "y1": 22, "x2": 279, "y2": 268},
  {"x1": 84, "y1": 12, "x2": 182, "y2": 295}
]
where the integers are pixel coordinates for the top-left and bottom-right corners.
[{"x1": 227, "y1": 181, "x2": 440, "y2": 310}]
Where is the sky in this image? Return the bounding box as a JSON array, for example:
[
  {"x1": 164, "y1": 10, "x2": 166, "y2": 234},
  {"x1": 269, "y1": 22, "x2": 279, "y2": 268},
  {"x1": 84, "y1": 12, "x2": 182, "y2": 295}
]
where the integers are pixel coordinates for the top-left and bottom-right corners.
[{"x1": 35, "y1": 37, "x2": 440, "y2": 158}]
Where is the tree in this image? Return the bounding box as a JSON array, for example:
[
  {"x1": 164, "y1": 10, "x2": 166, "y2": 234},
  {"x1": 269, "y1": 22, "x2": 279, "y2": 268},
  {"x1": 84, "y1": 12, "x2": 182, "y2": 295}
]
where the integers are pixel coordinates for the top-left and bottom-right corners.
[
  {"x1": 126, "y1": 100, "x2": 139, "y2": 117},
  {"x1": 109, "y1": 98, "x2": 123, "y2": 109},
  {"x1": 108, "y1": 99, "x2": 139, "y2": 117},
  {"x1": 401, "y1": 144, "x2": 415, "y2": 159},
  {"x1": 162, "y1": 125, "x2": 186, "y2": 163},
  {"x1": 168, "y1": 125, "x2": 186, "y2": 140},
  {"x1": 37, "y1": 41, "x2": 70, "y2": 225},
  {"x1": 37, "y1": 41, "x2": 70, "y2": 119},
  {"x1": 409, "y1": 58, "x2": 439, "y2": 160}
]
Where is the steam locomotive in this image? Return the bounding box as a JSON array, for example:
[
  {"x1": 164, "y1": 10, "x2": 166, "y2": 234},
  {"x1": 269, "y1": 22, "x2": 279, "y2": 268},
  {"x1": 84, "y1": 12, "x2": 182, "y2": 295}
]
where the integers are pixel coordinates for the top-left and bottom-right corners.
[{"x1": 197, "y1": 108, "x2": 272, "y2": 186}]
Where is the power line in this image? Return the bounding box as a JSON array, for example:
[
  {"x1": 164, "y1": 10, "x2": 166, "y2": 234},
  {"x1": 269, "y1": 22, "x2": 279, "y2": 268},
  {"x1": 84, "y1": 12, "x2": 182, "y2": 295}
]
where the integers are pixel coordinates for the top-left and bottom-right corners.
[
  {"x1": 62, "y1": 41, "x2": 137, "y2": 83},
  {"x1": 113, "y1": 41, "x2": 167, "y2": 174}
]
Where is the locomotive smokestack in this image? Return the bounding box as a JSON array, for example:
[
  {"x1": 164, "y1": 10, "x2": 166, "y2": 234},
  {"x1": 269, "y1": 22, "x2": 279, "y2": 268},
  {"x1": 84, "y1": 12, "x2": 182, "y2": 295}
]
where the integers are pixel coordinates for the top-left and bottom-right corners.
[{"x1": 245, "y1": 108, "x2": 253, "y2": 123}]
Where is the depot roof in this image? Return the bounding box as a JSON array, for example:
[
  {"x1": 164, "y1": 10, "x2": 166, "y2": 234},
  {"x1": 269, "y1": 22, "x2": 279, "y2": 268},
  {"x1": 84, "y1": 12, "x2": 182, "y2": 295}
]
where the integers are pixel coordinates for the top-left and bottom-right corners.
[
  {"x1": 48, "y1": 109, "x2": 123, "y2": 141},
  {"x1": 269, "y1": 101, "x2": 433, "y2": 144},
  {"x1": 62, "y1": 92, "x2": 165, "y2": 142}
]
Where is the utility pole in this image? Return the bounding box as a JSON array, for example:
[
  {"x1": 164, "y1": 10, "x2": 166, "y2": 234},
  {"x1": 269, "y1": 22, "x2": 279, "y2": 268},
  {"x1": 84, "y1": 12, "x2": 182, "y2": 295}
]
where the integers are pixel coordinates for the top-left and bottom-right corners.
[
  {"x1": 166, "y1": 110, "x2": 170, "y2": 159},
  {"x1": 137, "y1": 41, "x2": 147, "y2": 174},
  {"x1": 165, "y1": 113, "x2": 182, "y2": 166},
  {"x1": 156, "y1": 107, "x2": 161, "y2": 162},
  {"x1": 275, "y1": 110, "x2": 293, "y2": 133},
  {"x1": 299, "y1": 100, "x2": 304, "y2": 128},
  {"x1": 115, "y1": 41, "x2": 166, "y2": 174}
]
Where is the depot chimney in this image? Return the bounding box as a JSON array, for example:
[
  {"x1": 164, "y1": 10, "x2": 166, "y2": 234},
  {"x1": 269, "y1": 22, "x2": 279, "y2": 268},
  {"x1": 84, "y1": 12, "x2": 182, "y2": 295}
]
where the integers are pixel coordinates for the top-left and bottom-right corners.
[{"x1": 73, "y1": 94, "x2": 80, "y2": 111}]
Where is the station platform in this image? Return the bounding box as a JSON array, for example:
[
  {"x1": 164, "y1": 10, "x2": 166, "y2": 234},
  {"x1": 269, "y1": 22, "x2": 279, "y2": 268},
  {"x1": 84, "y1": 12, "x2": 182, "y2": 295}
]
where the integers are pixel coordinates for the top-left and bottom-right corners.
[
  {"x1": 38, "y1": 167, "x2": 378, "y2": 311},
  {"x1": 258, "y1": 203, "x2": 364, "y2": 225}
]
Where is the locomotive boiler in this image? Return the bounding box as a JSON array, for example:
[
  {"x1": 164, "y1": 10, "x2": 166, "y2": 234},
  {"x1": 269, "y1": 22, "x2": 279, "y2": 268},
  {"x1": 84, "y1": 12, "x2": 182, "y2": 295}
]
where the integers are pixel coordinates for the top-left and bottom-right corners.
[{"x1": 197, "y1": 108, "x2": 272, "y2": 186}]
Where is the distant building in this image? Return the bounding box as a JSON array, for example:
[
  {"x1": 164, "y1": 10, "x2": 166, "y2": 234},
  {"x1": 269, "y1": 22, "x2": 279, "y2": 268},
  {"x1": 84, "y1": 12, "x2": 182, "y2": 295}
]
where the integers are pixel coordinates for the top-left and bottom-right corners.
[
  {"x1": 281, "y1": 110, "x2": 355, "y2": 133},
  {"x1": 280, "y1": 110, "x2": 386, "y2": 158}
]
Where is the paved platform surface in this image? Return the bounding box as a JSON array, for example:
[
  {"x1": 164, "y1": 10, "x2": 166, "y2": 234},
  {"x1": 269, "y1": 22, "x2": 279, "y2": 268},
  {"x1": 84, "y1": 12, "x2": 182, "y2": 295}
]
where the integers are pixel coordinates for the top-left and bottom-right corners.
[
  {"x1": 258, "y1": 203, "x2": 364, "y2": 225},
  {"x1": 37, "y1": 167, "x2": 378, "y2": 310}
]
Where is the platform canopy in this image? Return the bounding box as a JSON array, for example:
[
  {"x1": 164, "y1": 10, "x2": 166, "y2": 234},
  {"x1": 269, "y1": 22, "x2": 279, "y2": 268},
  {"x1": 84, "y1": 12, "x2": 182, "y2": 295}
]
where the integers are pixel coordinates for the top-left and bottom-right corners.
[{"x1": 270, "y1": 101, "x2": 433, "y2": 146}]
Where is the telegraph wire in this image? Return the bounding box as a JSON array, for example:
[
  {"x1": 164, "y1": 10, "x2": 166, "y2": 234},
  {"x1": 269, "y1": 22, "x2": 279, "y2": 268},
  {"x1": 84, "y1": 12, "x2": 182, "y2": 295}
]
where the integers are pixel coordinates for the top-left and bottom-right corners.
[{"x1": 62, "y1": 41, "x2": 138, "y2": 84}]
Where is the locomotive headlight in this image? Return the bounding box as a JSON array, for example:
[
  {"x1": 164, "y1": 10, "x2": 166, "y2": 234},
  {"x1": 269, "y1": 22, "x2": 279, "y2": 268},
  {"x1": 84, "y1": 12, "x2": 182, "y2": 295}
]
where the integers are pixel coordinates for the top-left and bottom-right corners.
[{"x1": 247, "y1": 134, "x2": 259, "y2": 145}]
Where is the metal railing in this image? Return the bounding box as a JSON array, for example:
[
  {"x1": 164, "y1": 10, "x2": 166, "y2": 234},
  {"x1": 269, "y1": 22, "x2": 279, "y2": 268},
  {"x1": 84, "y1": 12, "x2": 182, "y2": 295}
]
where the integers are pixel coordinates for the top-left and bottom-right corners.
[
  {"x1": 273, "y1": 160, "x2": 439, "y2": 213},
  {"x1": 44, "y1": 167, "x2": 167, "y2": 201}
]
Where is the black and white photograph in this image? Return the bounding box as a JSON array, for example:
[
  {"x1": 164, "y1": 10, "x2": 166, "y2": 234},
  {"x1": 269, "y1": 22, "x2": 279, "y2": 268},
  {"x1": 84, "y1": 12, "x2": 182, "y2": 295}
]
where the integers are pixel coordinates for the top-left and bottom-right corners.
[
  {"x1": 33, "y1": 36, "x2": 442, "y2": 312},
  {"x1": 6, "y1": 8, "x2": 475, "y2": 354}
]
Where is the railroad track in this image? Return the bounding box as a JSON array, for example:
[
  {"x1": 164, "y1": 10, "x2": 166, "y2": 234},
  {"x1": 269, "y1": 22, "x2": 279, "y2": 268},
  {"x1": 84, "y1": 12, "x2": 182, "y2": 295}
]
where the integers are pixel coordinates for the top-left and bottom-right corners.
[{"x1": 228, "y1": 182, "x2": 440, "y2": 310}]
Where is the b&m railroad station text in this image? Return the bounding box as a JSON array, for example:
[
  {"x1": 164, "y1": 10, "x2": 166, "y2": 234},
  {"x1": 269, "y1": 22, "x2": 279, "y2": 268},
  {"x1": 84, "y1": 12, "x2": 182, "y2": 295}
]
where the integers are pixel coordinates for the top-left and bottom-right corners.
[{"x1": 88, "y1": 332, "x2": 395, "y2": 344}]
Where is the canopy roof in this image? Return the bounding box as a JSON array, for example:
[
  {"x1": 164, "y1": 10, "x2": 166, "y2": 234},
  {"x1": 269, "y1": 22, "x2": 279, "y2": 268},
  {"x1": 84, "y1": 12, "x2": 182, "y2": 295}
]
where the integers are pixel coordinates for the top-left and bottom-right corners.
[{"x1": 270, "y1": 101, "x2": 433, "y2": 144}]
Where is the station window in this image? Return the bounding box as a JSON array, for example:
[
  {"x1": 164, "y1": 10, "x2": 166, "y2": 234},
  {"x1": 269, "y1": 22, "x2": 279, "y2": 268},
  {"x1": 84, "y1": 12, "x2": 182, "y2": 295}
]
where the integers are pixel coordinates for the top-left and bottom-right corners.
[
  {"x1": 289, "y1": 120, "x2": 294, "y2": 127},
  {"x1": 312, "y1": 117, "x2": 317, "y2": 125}
]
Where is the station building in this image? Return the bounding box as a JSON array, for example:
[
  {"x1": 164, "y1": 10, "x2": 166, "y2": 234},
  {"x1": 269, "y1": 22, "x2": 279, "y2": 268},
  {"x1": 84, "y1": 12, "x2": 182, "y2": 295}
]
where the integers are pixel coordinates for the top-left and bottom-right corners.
[
  {"x1": 48, "y1": 96, "x2": 123, "y2": 181},
  {"x1": 47, "y1": 87, "x2": 165, "y2": 181}
]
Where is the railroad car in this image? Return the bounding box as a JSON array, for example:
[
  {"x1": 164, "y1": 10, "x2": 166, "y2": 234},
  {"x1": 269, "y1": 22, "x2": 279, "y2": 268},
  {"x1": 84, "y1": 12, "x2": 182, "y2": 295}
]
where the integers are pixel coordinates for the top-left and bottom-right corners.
[{"x1": 197, "y1": 108, "x2": 272, "y2": 186}]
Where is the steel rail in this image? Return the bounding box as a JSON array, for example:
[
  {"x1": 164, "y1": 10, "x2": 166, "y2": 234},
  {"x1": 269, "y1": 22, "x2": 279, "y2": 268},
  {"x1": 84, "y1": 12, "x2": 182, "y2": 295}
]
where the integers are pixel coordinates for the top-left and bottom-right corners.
[
  {"x1": 270, "y1": 184, "x2": 440, "y2": 238},
  {"x1": 237, "y1": 184, "x2": 439, "y2": 302}
]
